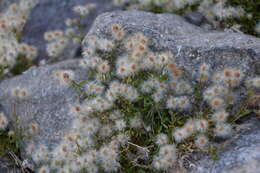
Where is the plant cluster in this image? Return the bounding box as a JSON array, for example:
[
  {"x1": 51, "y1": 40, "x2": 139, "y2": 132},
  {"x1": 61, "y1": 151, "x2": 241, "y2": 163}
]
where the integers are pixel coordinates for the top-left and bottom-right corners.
[
  {"x1": 113, "y1": 0, "x2": 260, "y2": 38},
  {"x1": 26, "y1": 23, "x2": 260, "y2": 173},
  {"x1": 44, "y1": 3, "x2": 96, "y2": 58},
  {"x1": 0, "y1": 110, "x2": 31, "y2": 170},
  {"x1": 0, "y1": 1, "x2": 258, "y2": 172},
  {"x1": 0, "y1": 89, "x2": 40, "y2": 169},
  {"x1": 0, "y1": 0, "x2": 38, "y2": 78},
  {"x1": 0, "y1": 112, "x2": 8, "y2": 130}
]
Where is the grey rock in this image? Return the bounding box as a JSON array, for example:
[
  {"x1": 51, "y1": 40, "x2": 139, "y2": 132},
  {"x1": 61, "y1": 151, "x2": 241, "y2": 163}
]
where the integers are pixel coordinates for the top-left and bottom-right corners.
[
  {"x1": 191, "y1": 117, "x2": 260, "y2": 173},
  {"x1": 84, "y1": 10, "x2": 260, "y2": 80},
  {"x1": 21, "y1": 0, "x2": 118, "y2": 62},
  {"x1": 185, "y1": 12, "x2": 205, "y2": 26},
  {"x1": 0, "y1": 60, "x2": 88, "y2": 149},
  {"x1": 201, "y1": 23, "x2": 213, "y2": 30}
]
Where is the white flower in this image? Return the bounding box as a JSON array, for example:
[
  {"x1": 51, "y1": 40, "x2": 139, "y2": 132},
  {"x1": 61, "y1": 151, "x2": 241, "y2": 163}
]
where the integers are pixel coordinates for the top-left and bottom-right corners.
[{"x1": 115, "y1": 119, "x2": 126, "y2": 131}]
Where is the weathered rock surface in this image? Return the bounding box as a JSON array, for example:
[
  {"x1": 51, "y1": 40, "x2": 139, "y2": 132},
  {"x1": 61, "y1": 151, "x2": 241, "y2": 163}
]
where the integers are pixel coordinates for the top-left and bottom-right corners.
[
  {"x1": 0, "y1": 10, "x2": 259, "y2": 172},
  {"x1": 191, "y1": 117, "x2": 260, "y2": 173},
  {"x1": 21, "y1": 0, "x2": 118, "y2": 62},
  {"x1": 84, "y1": 10, "x2": 260, "y2": 115},
  {"x1": 84, "y1": 11, "x2": 260, "y2": 77},
  {"x1": 0, "y1": 60, "x2": 88, "y2": 149}
]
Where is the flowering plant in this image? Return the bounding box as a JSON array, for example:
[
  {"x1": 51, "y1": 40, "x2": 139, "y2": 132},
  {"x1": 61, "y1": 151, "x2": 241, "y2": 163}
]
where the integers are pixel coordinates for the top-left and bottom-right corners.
[{"x1": 29, "y1": 23, "x2": 260, "y2": 173}]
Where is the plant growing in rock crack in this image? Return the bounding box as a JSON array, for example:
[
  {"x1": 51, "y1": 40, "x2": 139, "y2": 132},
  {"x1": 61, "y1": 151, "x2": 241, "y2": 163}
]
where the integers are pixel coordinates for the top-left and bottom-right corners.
[{"x1": 28, "y1": 23, "x2": 260, "y2": 173}]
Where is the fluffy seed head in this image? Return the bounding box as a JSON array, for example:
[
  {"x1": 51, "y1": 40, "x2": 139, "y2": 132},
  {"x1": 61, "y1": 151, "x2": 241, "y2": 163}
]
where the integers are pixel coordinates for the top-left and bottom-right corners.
[
  {"x1": 111, "y1": 23, "x2": 125, "y2": 40},
  {"x1": 166, "y1": 96, "x2": 178, "y2": 110},
  {"x1": 159, "y1": 144, "x2": 176, "y2": 157},
  {"x1": 98, "y1": 60, "x2": 110, "y2": 73},
  {"x1": 82, "y1": 48, "x2": 94, "y2": 58},
  {"x1": 153, "y1": 144, "x2": 177, "y2": 170},
  {"x1": 0, "y1": 112, "x2": 8, "y2": 130},
  {"x1": 115, "y1": 119, "x2": 126, "y2": 131},
  {"x1": 177, "y1": 96, "x2": 191, "y2": 110},
  {"x1": 29, "y1": 122, "x2": 40, "y2": 134},
  {"x1": 98, "y1": 39, "x2": 114, "y2": 52},
  {"x1": 199, "y1": 63, "x2": 210, "y2": 73},
  {"x1": 170, "y1": 68, "x2": 183, "y2": 79},
  {"x1": 111, "y1": 24, "x2": 122, "y2": 33},
  {"x1": 195, "y1": 135, "x2": 208, "y2": 149},
  {"x1": 183, "y1": 119, "x2": 196, "y2": 136},
  {"x1": 173, "y1": 128, "x2": 188, "y2": 143},
  {"x1": 53, "y1": 70, "x2": 74, "y2": 85},
  {"x1": 210, "y1": 97, "x2": 226, "y2": 110},
  {"x1": 212, "y1": 110, "x2": 229, "y2": 122},
  {"x1": 156, "y1": 133, "x2": 169, "y2": 146},
  {"x1": 152, "y1": 91, "x2": 164, "y2": 103},
  {"x1": 129, "y1": 116, "x2": 143, "y2": 129},
  {"x1": 196, "y1": 119, "x2": 209, "y2": 132}
]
